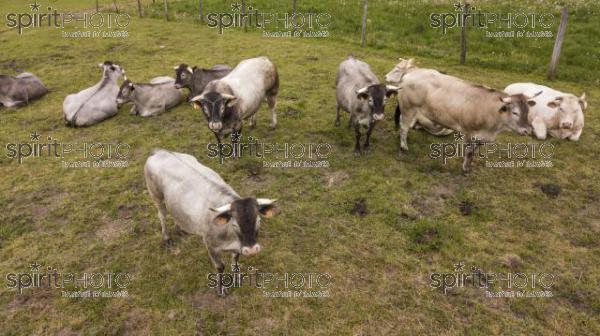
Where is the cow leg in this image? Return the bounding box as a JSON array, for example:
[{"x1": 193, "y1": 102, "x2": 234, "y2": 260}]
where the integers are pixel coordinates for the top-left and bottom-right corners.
[
  {"x1": 399, "y1": 107, "x2": 416, "y2": 152},
  {"x1": 267, "y1": 93, "x2": 277, "y2": 129},
  {"x1": 462, "y1": 137, "x2": 481, "y2": 174},
  {"x1": 129, "y1": 105, "x2": 138, "y2": 115},
  {"x1": 248, "y1": 115, "x2": 256, "y2": 128},
  {"x1": 354, "y1": 123, "x2": 362, "y2": 156},
  {"x1": 531, "y1": 118, "x2": 547, "y2": 140},
  {"x1": 335, "y1": 104, "x2": 341, "y2": 127},
  {"x1": 568, "y1": 128, "x2": 582, "y2": 141},
  {"x1": 208, "y1": 248, "x2": 227, "y2": 296},
  {"x1": 394, "y1": 104, "x2": 401, "y2": 131},
  {"x1": 363, "y1": 122, "x2": 375, "y2": 153}
]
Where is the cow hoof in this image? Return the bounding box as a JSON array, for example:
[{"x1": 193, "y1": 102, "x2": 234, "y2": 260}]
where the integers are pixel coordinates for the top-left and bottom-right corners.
[
  {"x1": 354, "y1": 150, "x2": 361, "y2": 157},
  {"x1": 269, "y1": 123, "x2": 277, "y2": 129},
  {"x1": 161, "y1": 238, "x2": 174, "y2": 248},
  {"x1": 217, "y1": 287, "x2": 229, "y2": 297},
  {"x1": 334, "y1": 120, "x2": 340, "y2": 127}
]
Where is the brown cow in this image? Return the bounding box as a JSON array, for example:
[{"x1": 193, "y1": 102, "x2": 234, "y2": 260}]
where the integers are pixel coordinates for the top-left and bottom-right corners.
[{"x1": 386, "y1": 58, "x2": 540, "y2": 173}]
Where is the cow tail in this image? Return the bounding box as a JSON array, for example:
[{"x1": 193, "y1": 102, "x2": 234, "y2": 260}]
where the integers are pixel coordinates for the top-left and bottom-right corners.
[{"x1": 394, "y1": 104, "x2": 401, "y2": 131}]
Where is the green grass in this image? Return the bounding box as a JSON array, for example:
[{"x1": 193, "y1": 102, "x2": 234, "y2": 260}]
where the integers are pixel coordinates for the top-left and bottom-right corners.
[{"x1": 1, "y1": 1, "x2": 599, "y2": 335}]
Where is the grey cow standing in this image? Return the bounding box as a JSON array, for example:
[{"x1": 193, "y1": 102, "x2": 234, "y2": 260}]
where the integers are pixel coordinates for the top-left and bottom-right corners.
[
  {"x1": 116, "y1": 76, "x2": 183, "y2": 117},
  {"x1": 63, "y1": 61, "x2": 124, "y2": 127},
  {"x1": 144, "y1": 149, "x2": 277, "y2": 296},
  {"x1": 335, "y1": 55, "x2": 399, "y2": 155},
  {"x1": 0, "y1": 73, "x2": 48, "y2": 108}
]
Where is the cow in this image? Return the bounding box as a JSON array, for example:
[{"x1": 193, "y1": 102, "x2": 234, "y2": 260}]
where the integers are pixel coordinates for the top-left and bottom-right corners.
[
  {"x1": 189, "y1": 57, "x2": 279, "y2": 144},
  {"x1": 116, "y1": 76, "x2": 183, "y2": 117},
  {"x1": 385, "y1": 58, "x2": 453, "y2": 136},
  {"x1": 335, "y1": 56, "x2": 399, "y2": 155},
  {"x1": 173, "y1": 64, "x2": 232, "y2": 99},
  {"x1": 144, "y1": 149, "x2": 277, "y2": 296},
  {"x1": 504, "y1": 83, "x2": 586, "y2": 141},
  {"x1": 390, "y1": 58, "x2": 541, "y2": 173},
  {"x1": 63, "y1": 61, "x2": 124, "y2": 127},
  {"x1": 0, "y1": 73, "x2": 48, "y2": 108}
]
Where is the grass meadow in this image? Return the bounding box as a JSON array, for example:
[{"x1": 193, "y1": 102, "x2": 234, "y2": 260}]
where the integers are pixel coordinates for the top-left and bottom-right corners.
[{"x1": 0, "y1": 0, "x2": 599, "y2": 335}]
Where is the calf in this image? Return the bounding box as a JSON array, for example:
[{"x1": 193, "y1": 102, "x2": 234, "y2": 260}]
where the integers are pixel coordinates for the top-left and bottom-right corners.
[
  {"x1": 335, "y1": 56, "x2": 398, "y2": 155},
  {"x1": 0, "y1": 73, "x2": 48, "y2": 108},
  {"x1": 116, "y1": 76, "x2": 183, "y2": 117},
  {"x1": 63, "y1": 61, "x2": 124, "y2": 127},
  {"x1": 390, "y1": 59, "x2": 540, "y2": 172},
  {"x1": 189, "y1": 57, "x2": 279, "y2": 143},
  {"x1": 173, "y1": 64, "x2": 231, "y2": 99},
  {"x1": 144, "y1": 149, "x2": 277, "y2": 296},
  {"x1": 504, "y1": 82, "x2": 586, "y2": 141}
]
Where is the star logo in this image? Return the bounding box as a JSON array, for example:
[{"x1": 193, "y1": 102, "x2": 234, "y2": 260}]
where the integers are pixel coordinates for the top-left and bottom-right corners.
[
  {"x1": 30, "y1": 2, "x2": 41, "y2": 11},
  {"x1": 30, "y1": 131, "x2": 41, "y2": 141},
  {"x1": 231, "y1": 132, "x2": 241, "y2": 142},
  {"x1": 231, "y1": 2, "x2": 241, "y2": 11},
  {"x1": 453, "y1": 132, "x2": 465, "y2": 142},
  {"x1": 454, "y1": 261, "x2": 465, "y2": 272},
  {"x1": 453, "y1": 2, "x2": 463, "y2": 11},
  {"x1": 30, "y1": 262, "x2": 41, "y2": 271}
]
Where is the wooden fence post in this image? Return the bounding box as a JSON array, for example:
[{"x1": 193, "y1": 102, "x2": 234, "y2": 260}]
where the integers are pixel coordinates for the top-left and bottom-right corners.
[
  {"x1": 199, "y1": 0, "x2": 204, "y2": 22},
  {"x1": 137, "y1": 0, "x2": 143, "y2": 18},
  {"x1": 460, "y1": 3, "x2": 469, "y2": 64},
  {"x1": 113, "y1": 0, "x2": 119, "y2": 14},
  {"x1": 163, "y1": 0, "x2": 169, "y2": 21},
  {"x1": 548, "y1": 7, "x2": 568, "y2": 80},
  {"x1": 361, "y1": 0, "x2": 368, "y2": 48}
]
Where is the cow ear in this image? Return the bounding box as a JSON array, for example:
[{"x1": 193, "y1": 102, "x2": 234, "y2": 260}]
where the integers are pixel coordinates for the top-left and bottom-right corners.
[
  {"x1": 356, "y1": 87, "x2": 369, "y2": 100},
  {"x1": 258, "y1": 199, "x2": 277, "y2": 218},
  {"x1": 259, "y1": 204, "x2": 276, "y2": 218},
  {"x1": 385, "y1": 85, "x2": 399, "y2": 98},
  {"x1": 579, "y1": 92, "x2": 587, "y2": 111},
  {"x1": 226, "y1": 97, "x2": 238, "y2": 107},
  {"x1": 547, "y1": 100, "x2": 559, "y2": 109},
  {"x1": 212, "y1": 212, "x2": 232, "y2": 225}
]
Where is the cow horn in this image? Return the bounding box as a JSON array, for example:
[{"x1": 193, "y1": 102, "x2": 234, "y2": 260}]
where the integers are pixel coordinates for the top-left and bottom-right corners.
[
  {"x1": 221, "y1": 93, "x2": 236, "y2": 101},
  {"x1": 210, "y1": 203, "x2": 231, "y2": 213},
  {"x1": 398, "y1": 57, "x2": 406, "y2": 61},
  {"x1": 173, "y1": 66, "x2": 179, "y2": 70},
  {"x1": 190, "y1": 93, "x2": 205, "y2": 102},
  {"x1": 356, "y1": 86, "x2": 368, "y2": 95},
  {"x1": 187, "y1": 66, "x2": 193, "y2": 73},
  {"x1": 501, "y1": 97, "x2": 512, "y2": 104},
  {"x1": 257, "y1": 198, "x2": 277, "y2": 206},
  {"x1": 386, "y1": 85, "x2": 400, "y2": 91},
  {"x1": 529, "y1": 91, "x2": 543, "y2": 99},
  {"x1": 123, "y1": 75, "x2": 128, "y2": 81}
]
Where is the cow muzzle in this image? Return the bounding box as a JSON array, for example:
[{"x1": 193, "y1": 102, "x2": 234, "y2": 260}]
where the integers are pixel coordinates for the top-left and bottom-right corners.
[
  {"x1": 241, "y1": 244, "x2": 261, "y2": 256},
  {"x1": 518, "y1": 127, "x2": 529, "y2": 136},
  {"x1": 174, "y1": 83, "x2": 182, "y2": 89},
  {"x1": 560, "y1": 121, "x2": 573, "y2": 129},
  {"x1": 208, "y1": 122, "x2": 223, "y2": 131},
  {"x1": 373, "y1": 113, "x2": 385, "y2": 121}
]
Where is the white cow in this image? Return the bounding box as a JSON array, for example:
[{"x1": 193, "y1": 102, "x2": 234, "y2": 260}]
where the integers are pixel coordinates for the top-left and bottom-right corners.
[
  {"x1": 144, "y1": 149, "x2": 277, "y2": 295},
  {"x1": 504, "y1": 83, "x2": 586, "y2": 141},
  {"x1": 63, "y1": 61, "x2": 124, "y2": 127}
]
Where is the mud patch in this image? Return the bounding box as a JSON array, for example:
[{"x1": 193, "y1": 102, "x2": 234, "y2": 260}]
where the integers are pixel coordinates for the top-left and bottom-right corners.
[
  {"x1": 536, "y1": 183, "x2": 561, "y2": 198},
  {"x1": 97, "y1": 217, "x2": 129, "y2": 243},
  {"x1": 350, "y1": 198, "x2": 368, "y2": 217},
  {"x1": 458, "y1": 200, "x2": 473, "y2": 216},
  {"x1": 323, "y1": 171, "x2": 350, "y2": 188}
]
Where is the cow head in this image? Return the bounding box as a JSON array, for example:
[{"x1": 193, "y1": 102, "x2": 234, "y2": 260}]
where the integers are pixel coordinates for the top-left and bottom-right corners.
[
  {"x1": 385, "y1": 58, "x2": 416, "y2": 84},
  {"x1": 189, "y1": 91, "x2": 236, "y2": 132},
  {"x1": 210, "y1": 198, "x2": 277, "y2": 257},
  {"x1": 116, "y1": 78, "x2": 135, "y2": 106},
  {"x1": 356, "y1": 84, "x2": 399, "y2": 121},
  {"x1": 98, "y1": 61, "x2": 124, "y2": 80},
  {"x1": 173, "y1": 64, "x2": 194, "y2": 89},
  {"x1": 499, "y1": 91, "x2": 541, "y2": 135},
  {"x1": 546, "y1": 93, "x2": 587, "y2": 129}
]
